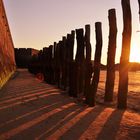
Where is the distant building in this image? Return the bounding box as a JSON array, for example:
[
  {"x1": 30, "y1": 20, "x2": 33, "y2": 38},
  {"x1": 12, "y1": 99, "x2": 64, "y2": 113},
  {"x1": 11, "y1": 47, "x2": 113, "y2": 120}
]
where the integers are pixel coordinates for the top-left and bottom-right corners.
[
  {"x1": 0, "y1": 0, "x2": 16, "y2": 89},
  {"x1": 15, "y1": 48, "x2": 39, "y2": 68}
]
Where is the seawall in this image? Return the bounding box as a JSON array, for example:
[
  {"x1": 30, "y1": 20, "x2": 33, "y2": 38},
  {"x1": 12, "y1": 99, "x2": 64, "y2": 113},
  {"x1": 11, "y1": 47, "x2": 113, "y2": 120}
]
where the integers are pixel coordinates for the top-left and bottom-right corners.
[{"x1": 0, "y1": 0, "x2": 16, "y2": 89}]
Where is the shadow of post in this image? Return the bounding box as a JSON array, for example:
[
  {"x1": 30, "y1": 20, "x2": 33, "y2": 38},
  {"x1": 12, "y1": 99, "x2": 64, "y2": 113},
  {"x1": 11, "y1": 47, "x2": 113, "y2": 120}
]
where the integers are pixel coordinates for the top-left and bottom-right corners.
[
  {"x1": 96, "y1": 109, "x2": 124, "y2": 140},
  {"x1": 59, "y1": 106, "x2": 105, "y2": 140}
]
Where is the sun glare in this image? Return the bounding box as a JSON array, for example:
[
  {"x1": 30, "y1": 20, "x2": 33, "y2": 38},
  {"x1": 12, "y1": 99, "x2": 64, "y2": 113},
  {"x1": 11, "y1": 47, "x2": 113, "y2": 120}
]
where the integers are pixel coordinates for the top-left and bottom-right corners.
[{"x1": 130, "y1": 42, "x2": 140, "y2": 63}]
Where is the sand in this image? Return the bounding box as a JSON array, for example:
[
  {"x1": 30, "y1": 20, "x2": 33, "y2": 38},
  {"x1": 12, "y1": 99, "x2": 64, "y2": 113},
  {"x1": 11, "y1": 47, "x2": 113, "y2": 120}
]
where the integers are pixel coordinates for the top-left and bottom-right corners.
[{"x1": 0, "y1": 69, "x2": 139, "y2": 140}]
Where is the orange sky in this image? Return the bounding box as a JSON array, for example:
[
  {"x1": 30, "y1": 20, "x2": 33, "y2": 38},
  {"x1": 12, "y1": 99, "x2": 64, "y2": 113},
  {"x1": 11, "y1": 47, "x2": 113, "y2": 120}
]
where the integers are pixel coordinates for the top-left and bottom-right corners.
[{"x1": 3, "y1": 0, "x2": 140, "y2": 65}]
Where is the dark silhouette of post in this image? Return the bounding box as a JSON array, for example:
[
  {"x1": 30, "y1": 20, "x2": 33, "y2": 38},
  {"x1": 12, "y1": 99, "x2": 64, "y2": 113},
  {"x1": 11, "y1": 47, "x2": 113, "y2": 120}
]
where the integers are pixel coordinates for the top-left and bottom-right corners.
[
  {"x1": 69, "y1": 31, "x2": 75, "y2": 61},
  {"x1": 59, "y1": 40, "x2": 64, "y2": 87},
  {"x1": 75, "y1": 29, "x2": 85, "y2": 63},
  {"x1": 53, "y1": 42, "x2": 57, "y2": 58},
  {"x1": 87, "y1": 22, "x2": 103, "y2": 106},
  {"x1": 61, "y1": 36, "x2": 67, "y2": 89},
  {"x1": 43, "y1": 45, "x2": 53, "y2": 84},
  {"x1": 104, "y1": 9, "x2": 117, "y2": 102},
  {"x1": 65, "y1": 34, "x2": 71, "y2": 90},
  {"x1": 118, "y1": 0, "x2": 132, "y2": 109},
  {"x1": 68, "y1": 31, "x2": 76, "y2": 96},
  {"x1": 49, "y1": 45, "x2": 53, "y2": 84},
  {"x1": 52, "y1": 42, "x2": 57, "y2": 84},
  {"x1": 73, "y1": 28, "x2": 85, "y2": 97},
  {"x1": 84, "y1": 25, "x2": 93, "y2": 103},
  {"x1": 85, "y1": 25, "x2": 92, "y2": 61},
  {"x1": 55, "y1": 42, "x2": 61, "y2": 87},
  {"x1": 69, "y1": 61, "x2": 77, "y2": 97},
  {"x1": 138, "y1": 0, "x2": 140, "y2": 22}
]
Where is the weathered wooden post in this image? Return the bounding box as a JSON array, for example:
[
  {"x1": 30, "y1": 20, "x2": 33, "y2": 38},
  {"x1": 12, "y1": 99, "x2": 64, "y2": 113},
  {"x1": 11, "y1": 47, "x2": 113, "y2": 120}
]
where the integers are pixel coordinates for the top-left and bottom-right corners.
[
  {"x1": 53, "y1": 42, "x2": 57, "y2": 84},
  {"x1": 76, "y1": 28, "x2": 85, "y2": 94},
  {"x1": 53, "y1": 42, "x2": 57, "y2": 59},
  {"x1": 104, "y1": 9, "x2": 117, "y2": 102},
  {"x1": 87, "y1": 22, "x2": 103, "y2": 106},
  {"x1": 73, "y1": 28, "x2": 85, "y2": 97},
  {"x1": 52, "y1": 42, "x2": 57, "y2": 84},
  {"x1": 45, "y1": 47, "x2": 49, "y2": 83},
  {"x1": 55, "y1": 42, "x2": 61, "y2": 87},
  {"x1": 138, "y1": 0, "x2": 140, "y2": 22},
  {"x1": 42, "y1": 47, "x2": 47, "y2": 81},
  {"x1": 69, "y1": 31, "x2": 75, "y2": 61},
  {"x1": 68, "y1": 31, "x2": 76, "y2": 96},
  {"x1": 49, "y1": 45, "x2": 53, "y2": 84},
  {"x1": 59, "y1": 41, "x2": 63, "y2": 87},
  {"x1": 61, "y1": 36, "x2": 67, "y2": 89},
  {"x1": 85, "y1": 25, "x2": 92, "y2": 61},
  {"x1": 43, "y1": 45, "x2": 53, "y2": 84},
  {"x1": 75, "y1": 29, "x2": 85, "y2": 63},
  {"x1": 118, "y1": 0, "x2": 132, "y2": 109},
  {"x1": 84, "y1": 24, "x2": 93, "y2": 103},
  {"x1": 67, "y1": 31, "x2": 75, "y2": 87},
  {"x1": 64, "y1": 34, "x2": 71, "y2": 90},
  {"x1": 59, "y1": 40, "x2": 63, "y2": 87}
]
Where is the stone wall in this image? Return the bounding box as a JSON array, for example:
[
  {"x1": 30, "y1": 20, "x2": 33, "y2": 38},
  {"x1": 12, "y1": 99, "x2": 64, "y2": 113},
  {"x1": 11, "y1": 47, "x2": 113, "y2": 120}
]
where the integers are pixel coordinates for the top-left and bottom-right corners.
[{"x1": 0, "y1": 0, "x2": 16, "y2": 89}]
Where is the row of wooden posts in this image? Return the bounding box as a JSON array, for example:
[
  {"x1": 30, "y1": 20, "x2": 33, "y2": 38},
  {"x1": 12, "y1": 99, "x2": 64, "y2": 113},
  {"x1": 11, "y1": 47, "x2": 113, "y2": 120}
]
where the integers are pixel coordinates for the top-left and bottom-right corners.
[{"x1": 29, "y1": 0, "x2": 132, "y2": 109}]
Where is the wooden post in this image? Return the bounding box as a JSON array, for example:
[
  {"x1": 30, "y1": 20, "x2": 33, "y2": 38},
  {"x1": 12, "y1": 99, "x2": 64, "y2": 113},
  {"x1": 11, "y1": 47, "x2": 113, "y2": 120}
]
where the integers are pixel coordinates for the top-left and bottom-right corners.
[
  {"x1": 138, "y1": 0, "x2": 140, "y2": 22},
  {"x1": 64, "y1": 34, "x2": 71, "y2": 90},
  {"x1": 55, "y1": 42, "x2": 61, "y2": 87},
  {"x1": 75, "y1": 29, "x2": 85, "y2": 63},
  {"x1": 43, "y1": 45, "x2": 53, "y2": 84},
  {"x1": 84, "y1": 25, "x2": 93, "y2": 103},
  {"x1": 49, "y1": 45, "x2": 53, "y2": 84},
  {"x1": 104, "y1": 9, "x2": 117, "y2": 102},
  {"x1": 61, "y1": 37, "x2": 67, "y2": 89},
  {"x1": 69, "y1": 61, "x2": 78, "y2": 97},
  {"x1": 68, "y1": 31, "x2": 76, "y2": 96},
  {"x1": 71, "y1": 28, "x2": 85, "y2": 97},
  {"x1": 118, "y1": 0, "x2": 132, "y2": 109},
  {"x1": 70, "y1": 31, "x2": 75, "y2": 61},
  {"x1": 53, "y1": 42, "x2": 57, "y2": 84},
  {"x1": 68, "y1": 30, "x2": 75, "y2": 86},
  {"x1": 59, "y1": 40, "x2": 63, "y2": 88},
  {"x1": 76, "y1": 28, "x2": 85, "y2": 94},
  {"x1": 52, "y1": 43, "x2": 56, "y2": 84},
  {"x1": 45, "y1": 47, "x2": 49, "y2": 83},
  {"x1": 85, "y1": 25, "x2": 92, "y2": 61},
  {"x1": 53, "y1": 42, "x2": 57, "y2": 59},
  {"x1": 42, "y1": 47, "x2": 47, "y2": 81},
  {"x1": 87, "y1": 22, "x2": 103, "y2": 106}
]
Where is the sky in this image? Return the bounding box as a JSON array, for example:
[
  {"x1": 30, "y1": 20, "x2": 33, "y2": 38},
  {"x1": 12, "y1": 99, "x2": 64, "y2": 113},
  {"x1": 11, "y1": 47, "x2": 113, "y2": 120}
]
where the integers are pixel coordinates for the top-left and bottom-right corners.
[{"x1": 3, "y1": 0, "x2": 140, "y2": 65}]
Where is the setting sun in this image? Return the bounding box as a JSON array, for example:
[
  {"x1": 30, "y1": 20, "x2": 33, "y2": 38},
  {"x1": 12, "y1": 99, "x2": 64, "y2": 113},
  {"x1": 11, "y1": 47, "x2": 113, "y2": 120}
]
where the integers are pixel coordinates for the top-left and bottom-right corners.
[{"x1": 130, "y1": 40, "x2": 140, "y2": 63}]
